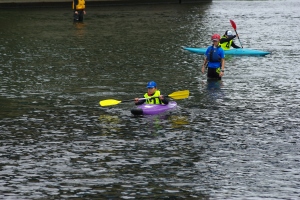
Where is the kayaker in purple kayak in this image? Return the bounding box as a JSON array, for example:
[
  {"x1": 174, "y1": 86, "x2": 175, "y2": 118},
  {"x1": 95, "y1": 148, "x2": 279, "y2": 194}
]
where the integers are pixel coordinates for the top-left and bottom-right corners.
[{"x1": 134, "y1": 81, "x2": 169, "y2": 105}]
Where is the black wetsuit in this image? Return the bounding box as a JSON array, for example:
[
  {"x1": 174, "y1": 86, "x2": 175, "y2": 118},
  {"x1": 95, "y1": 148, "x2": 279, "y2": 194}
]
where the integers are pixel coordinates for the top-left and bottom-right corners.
[{"x1": 220, "y1": 35, "x2": 241, "y2": 49}]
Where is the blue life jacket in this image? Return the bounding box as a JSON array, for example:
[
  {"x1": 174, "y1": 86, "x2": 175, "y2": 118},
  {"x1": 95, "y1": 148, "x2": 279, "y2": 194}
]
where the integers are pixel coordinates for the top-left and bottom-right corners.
[{"x1": 207, "y1": 45, "x2": 221, "y2": 63}]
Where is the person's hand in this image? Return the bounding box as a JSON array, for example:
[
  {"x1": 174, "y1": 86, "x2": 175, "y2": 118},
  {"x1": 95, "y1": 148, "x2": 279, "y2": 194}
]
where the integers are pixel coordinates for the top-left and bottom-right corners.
[
  {"x1": 159, "y1": 95, "x2": 164, "y2": 100},
  {"x1": 201, "y1": 65, "x2": 206, "y2": 74},
  {"x1": 75, "y1": 11, "x2": 78, "y2": 14},
  {"x1": 219, "y1": 71, "x2": 224, "y2": 77},
  {"x1": 83, "y1": 11, "x2": 86, "y2": 14},
  {"x1": 134, "y1": 98, "x2": 139, "y2": 103}
]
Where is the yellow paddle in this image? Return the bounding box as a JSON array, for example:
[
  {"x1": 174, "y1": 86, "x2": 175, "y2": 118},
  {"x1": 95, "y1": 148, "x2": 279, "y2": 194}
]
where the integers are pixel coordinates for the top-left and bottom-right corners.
[{"x1": 99, "y1": 90, "x2": 189, "y2": 107}]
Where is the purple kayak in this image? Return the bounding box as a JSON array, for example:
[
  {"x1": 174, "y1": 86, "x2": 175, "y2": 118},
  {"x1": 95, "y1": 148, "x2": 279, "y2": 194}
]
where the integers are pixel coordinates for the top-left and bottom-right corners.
[{"x1": 131, "y1": 101, "x2": 177, "y2": 115}]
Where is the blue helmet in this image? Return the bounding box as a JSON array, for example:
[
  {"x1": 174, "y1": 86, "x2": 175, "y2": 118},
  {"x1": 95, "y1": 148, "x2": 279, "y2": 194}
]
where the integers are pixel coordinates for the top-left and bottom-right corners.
[{"x1": 146, "y1": 81, "x2": 157, "y2": 88}]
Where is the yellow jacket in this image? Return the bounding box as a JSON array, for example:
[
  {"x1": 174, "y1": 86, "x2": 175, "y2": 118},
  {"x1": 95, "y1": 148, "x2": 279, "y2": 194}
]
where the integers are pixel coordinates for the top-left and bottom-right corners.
[
  {"x1": 72, "y1": 0, "x2": 85, "y2": 10},
  {"x1": 144, "y1": 90, "x2": 163, "y2": 104}
]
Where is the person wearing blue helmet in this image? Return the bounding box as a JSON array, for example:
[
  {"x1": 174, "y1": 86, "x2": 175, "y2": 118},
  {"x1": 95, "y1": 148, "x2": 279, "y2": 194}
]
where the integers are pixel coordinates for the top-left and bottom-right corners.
[{"x1": 134, "y1": 81, "x2": 169, "y2": 105}]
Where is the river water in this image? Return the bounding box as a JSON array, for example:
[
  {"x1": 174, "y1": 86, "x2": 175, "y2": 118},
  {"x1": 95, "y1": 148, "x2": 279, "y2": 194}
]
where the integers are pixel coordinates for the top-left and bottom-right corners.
[{"x1": 1, "y1": 1, "x2": 300, "y2": 199}]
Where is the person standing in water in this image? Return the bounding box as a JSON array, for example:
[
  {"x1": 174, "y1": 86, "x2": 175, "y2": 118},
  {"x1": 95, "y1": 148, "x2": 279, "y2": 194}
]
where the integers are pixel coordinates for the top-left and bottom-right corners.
[
  {"x1": 201, "y1": 34, "x2": 225, "y2": 80},
  {"x1": 73, "y1": 0, "x2": 86, "y2": 22}
]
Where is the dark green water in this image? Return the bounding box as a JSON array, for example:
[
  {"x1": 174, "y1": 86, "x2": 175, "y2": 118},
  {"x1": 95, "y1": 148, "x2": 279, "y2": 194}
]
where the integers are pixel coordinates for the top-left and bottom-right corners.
[{"x1": 1, "y1": 1, "x2": 300, "y2": 199}]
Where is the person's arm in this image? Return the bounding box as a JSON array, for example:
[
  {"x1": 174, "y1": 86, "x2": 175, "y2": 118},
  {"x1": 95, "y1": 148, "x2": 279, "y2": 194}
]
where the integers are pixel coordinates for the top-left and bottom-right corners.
[
  {"x1": 201, "y1": 57, "x2": 208, "y2": 74},
  {"x1": 219, "y1": 49, "x2": 225, "y2": 77},
  {"x1": 220, "y1": 35, "x2": 236, "y2": 44},
  {"x1": 73, "y1": 0, "x2": 78, "y2": 11},
  {"x1": 221, "y1": 58, "x2": 225, "y2": 72},
  {"x1": 160, "y1": 96, "x2": 169, "y2": 105},
  {"x1": 218, "y1": 58, "x2": 225, "y2": 77},
  {"x1": 231, "y1": 41, "x2": 241, "y2": 48},
  {"x1": 201, "y1": 47, "x2": 210, "y2": 73},
  {"x1": 134, "y1": 98, "x2": 146, "y2": 105}
]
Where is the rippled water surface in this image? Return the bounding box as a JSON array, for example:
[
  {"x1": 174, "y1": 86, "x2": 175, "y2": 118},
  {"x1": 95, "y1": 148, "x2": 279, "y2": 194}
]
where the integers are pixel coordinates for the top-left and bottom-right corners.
[{"x1": 1, "y1": 1, "x2": 300, "y2": 199}]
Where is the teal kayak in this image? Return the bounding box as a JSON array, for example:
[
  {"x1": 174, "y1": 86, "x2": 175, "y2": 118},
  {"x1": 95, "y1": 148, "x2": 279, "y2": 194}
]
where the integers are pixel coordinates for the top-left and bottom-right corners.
[{"x1": 183, "y1": 47, "x2": 270, "y2": 56}]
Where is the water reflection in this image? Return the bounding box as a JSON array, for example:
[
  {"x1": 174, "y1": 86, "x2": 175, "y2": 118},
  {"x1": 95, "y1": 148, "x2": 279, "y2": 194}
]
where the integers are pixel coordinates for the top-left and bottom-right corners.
[
  {"x1": 98, "y1": 111, "x2": 188, "y2": 137},
  {"x1": 169, "y1": 115, "x2": 189, "y2": 128},
  {"x1": 73, "y1": 22, "x2": 86, "y2": 38},
  {"x1": 134, "y1": 114, "x2": 190, "y2": 138},
  {"x1": 98, "y1": 114, "x2": 121, "y2": 134},
  {"x1": 201, "y1": 79, "x2": 224, "y2": 101},
  {"x1": 141, "y1": 115, "x2": 166, "y2": 134}
]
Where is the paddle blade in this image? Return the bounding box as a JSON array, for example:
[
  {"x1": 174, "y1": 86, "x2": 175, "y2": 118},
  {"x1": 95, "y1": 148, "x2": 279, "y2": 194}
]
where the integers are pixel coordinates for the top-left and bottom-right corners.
[
  {"x1": 167, "y1": 90, "x2": 189, "y2": 100},
  {"x1": 230, "y1": 19, "x2": 237, "y2": 30},
  {"x1": 99, "y1": 99, "x2": 122, "y2": 107}
]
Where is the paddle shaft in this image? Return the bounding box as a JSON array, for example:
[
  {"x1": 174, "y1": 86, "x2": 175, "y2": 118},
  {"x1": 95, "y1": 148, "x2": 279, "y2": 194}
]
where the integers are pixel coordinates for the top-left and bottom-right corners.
[
  {"x1": 137, "y1": 90, "x2": 189, "y2": 101},
  {"x1": 234, "y1": 30, "x2": 243, "y2": 48},
  {"x1": 99, "y1": 90, "x2": 189, "y2": 107},
  {"x1": 230, "y1": 20, "x2": 243, "y2": 48}
]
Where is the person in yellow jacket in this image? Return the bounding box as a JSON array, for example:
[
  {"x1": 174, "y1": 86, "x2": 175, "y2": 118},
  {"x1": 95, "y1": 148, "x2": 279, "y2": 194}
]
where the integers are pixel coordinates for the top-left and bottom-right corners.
[
  {"x1": 134, "y1": 81, "x2": 169, "y2": 105},
  {"x1": 219, "y1": 30, "x2": 241, "y2": 50},
  {"x1": 73, "y1": 0, "x2": 86, "y2": 22}
]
